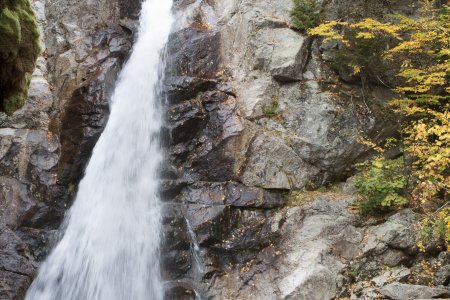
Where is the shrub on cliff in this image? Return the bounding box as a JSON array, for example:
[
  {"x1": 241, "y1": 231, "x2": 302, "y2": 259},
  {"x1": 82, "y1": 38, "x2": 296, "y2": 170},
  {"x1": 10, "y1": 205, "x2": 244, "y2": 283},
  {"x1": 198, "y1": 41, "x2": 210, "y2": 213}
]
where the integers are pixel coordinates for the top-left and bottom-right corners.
[
  {"x1": 355, "y1": 157, "x2": 407, "y2": 216},
  {"x1": 290, "y1": 0, "x2": 321, "y2": 32},
  {"x1": 310, "y1": 0, "x2": 449, "y2": 250},
  {"x1": 0, "y1": 0, "x2": 40, "y2": 114}
]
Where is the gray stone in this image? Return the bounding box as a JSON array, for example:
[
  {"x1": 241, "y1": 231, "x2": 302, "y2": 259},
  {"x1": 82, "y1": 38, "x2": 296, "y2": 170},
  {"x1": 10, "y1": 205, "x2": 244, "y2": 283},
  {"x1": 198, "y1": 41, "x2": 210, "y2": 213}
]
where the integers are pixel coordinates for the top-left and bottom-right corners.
[
  {"x1": 435, "y1": 264, "x2": 450, "y2": 286},
  {"x1": 252, "y1": 28, "x2": 310, "y2": 82},
  {"x1": 380, "y1": 249, "x2": 408, "y2": 267},
  {"x1": 379, "y1": 283, "x2": 450, "y2": 300},
  {"x1": 0, "y1": 178, "x2": 39, "y2": 229},
  {"x1": 208, "y1": 196, "x2": 358, "y2": 299},
  {"x1": 363, "y1": 209, "x2": 418, "y2": 255},
  {"x1": 371, "y1": 267, "x2": 411, "y2": 287},
  {"x1": 241, "y1": 133, "x2": 320, "y2": 189},
  {"x1": 350, "y1": 287, "x2": 381, "y2": 300},
  {"x1": 282, "y1": 266, "x2": 337, "y2": 300}
]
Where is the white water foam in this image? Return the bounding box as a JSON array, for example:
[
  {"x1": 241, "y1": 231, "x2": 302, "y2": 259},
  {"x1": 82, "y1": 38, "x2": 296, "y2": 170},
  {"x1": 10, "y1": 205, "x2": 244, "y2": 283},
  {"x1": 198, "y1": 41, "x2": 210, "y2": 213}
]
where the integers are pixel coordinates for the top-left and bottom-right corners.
[{"x1": 26, "y1": 1, "x2": 173, "y2": 299}]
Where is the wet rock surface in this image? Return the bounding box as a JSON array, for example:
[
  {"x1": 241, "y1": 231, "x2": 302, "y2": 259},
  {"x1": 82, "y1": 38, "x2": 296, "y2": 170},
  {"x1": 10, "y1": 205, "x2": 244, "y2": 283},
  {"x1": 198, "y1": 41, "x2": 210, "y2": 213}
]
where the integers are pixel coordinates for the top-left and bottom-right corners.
[{"x1": 0, "y1": 0, "x2": 137, "y2": 298}]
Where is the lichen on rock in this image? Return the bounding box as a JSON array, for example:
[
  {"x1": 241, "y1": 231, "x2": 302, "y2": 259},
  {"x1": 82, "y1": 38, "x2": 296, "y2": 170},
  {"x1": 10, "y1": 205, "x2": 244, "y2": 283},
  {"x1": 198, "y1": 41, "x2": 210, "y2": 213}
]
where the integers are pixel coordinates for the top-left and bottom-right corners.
[{"x1": 0, "y1": 0, "x2": 40, "y2": 114}]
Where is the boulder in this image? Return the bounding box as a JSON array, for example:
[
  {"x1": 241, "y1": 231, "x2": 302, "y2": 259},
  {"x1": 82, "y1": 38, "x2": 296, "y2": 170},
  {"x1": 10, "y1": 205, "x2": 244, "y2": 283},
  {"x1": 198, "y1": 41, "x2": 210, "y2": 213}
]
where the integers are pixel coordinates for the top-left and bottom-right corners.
[
  {"x1": 252, "y1": 28, "x2": 311, "y2": 82},
  {"x1": 379, "y1": 283, "x2": 450, "y2": 300},
  {"x1": 241, "y1": 133, "x2": 320, "y2": 189},
  {"x1": 363, "y1": 209, "x2": 418, "y2": 256},
  {"x1": 435, "y1": 264, "x2": 450, "y2": 286},
  {"x1": 371, "y1": 267, "x2": 411, "y2": 287}
]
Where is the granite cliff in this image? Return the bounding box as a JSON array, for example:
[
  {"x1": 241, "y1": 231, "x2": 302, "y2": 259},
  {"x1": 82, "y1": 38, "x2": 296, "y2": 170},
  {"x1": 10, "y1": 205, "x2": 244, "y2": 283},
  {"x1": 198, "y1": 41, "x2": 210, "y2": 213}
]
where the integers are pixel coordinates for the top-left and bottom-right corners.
[{"x1": 0, "y1": 0, "x2": 448, "y2": 299}]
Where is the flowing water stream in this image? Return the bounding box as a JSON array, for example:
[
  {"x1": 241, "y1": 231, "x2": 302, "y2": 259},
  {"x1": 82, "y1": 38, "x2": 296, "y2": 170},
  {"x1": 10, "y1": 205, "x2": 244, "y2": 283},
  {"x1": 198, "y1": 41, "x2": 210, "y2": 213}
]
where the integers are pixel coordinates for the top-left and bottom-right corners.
[{"x1": 26, "y1": 1, "x2": 173, "y2": 299}]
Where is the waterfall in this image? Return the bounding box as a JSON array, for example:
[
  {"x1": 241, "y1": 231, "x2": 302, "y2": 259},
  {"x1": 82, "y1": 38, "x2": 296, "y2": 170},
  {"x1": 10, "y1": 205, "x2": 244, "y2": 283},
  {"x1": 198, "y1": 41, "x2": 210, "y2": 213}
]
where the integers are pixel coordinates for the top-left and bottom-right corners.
[
  {"x1": 185, "y1": 218, "x2": 206, "y2": 277},
  {"x1": 26, "y1": 1, "x2": 173, "y2": 299}
]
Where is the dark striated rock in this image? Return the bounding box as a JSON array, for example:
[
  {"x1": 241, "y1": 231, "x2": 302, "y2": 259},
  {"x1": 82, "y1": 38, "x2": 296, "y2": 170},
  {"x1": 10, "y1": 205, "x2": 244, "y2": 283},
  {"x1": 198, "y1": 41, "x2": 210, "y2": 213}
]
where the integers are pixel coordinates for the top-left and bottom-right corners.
[
  {"x1": 161, "y1": 204, "x2": 192, "y2": 280},
  {"x1": 225, "y1": 182, "x2": 285, "y2": 208},
  {"x1": 160, "y1": 180, "x2": 189, "y2": 200},
  {"x1": 162, "y1": 204, "x2": 191, "y2": 251},
  {"x1": 164, "y1": 76, "x2": 217, "y2": 103},
  {"x1": 0, "y1": 228, "x2": 35, "y2": 277},
  {"x1": 165, "y1": 88, "x2": 244, "y2": 183},
  {"x1": 177, "y1": 181, "x2": 285, "y2": 208},
  {"x1": 166, "y1": 99, "x2": 207, "y2": 144},
  {"x1": 57, "y1": 58, "x2": 119, "y2": 188},
  {"x1": 164, "y1": 283, "x2": 197, "y2": 300},
  {"x1": 166, "y1": 28, "x2": 221, "y2": 78},
  {"x1": 119, "y1": 0, "x2": 142, "y2": 19},
  {"x1": 0, "y1": 270, "x2": 32, "y2": 300},
  {"x1": 184, "y1": 204, "x2": 227, "y2": 246},
  {"x1": 0, "y1": 227, "x2": 35, "y2": 300},
  {"x1": 161, "y1": 249, "x2": 192, "y2": 280}
]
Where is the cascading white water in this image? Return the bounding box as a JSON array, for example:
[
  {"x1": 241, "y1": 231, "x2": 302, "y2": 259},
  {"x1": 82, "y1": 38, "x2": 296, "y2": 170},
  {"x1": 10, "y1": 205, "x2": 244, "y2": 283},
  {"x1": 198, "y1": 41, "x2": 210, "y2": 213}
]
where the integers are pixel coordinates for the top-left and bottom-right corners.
[{"x1": 26, "y1": 1, "x2": 173, "y2": 299}]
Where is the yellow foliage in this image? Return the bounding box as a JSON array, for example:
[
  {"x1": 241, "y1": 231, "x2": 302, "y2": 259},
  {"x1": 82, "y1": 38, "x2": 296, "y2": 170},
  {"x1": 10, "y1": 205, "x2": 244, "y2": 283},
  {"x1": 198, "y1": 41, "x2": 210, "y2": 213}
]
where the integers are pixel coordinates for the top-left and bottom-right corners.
[
  {"x1": 349, "y1": 18, "x2": 402, "y2": 39},
  {"x1": 310, "y1": 0, "x2": 449, "y2": 250},
  {"x1": 308, "y1": 21, "x2": 346, "y2": 43}
]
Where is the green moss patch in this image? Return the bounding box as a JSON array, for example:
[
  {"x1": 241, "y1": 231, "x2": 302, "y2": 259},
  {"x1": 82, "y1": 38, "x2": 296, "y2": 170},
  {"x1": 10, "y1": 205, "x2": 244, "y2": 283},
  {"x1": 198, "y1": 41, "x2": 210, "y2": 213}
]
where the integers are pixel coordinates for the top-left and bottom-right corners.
[{"x1": 0, "y1": 0, "x2": 40, "y2": 114}]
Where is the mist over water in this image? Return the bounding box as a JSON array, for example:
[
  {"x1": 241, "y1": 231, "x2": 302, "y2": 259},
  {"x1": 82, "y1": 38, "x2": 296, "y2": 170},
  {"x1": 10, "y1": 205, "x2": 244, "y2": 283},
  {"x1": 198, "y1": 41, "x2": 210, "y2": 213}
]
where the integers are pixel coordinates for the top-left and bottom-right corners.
[{"x1": 26, "y1": 1, "x2": 173, "y2": 299}]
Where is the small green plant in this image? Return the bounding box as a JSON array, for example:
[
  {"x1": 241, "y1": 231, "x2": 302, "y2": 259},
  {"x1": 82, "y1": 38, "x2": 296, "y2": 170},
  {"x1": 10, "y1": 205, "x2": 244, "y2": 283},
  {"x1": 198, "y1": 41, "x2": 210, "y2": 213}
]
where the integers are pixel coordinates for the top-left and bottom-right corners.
[
  {"x1": 418, "y1": 205, "x2": 450, "y2": 252},
  {"x1": 355, "y1": 156, "x2": 407, "y2": 216},
  {"x1": 290, "y1": 0, "x2": 321, "y2": 32},
  {"x1": 348, "y1": 263, "x2": 360, "y2": 280},
  {"x1": 262, "y1": 100, "x2": 279, "y2": 116},
  {"x1": 67, "y1": 183, "x2": 77, "y2": 195}
]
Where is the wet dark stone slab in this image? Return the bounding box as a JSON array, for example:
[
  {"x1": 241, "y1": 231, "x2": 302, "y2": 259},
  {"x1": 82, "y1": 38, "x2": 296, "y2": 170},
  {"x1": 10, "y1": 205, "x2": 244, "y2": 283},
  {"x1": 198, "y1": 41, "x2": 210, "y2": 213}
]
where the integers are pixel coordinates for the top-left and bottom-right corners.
[
  {"x1": 164, "y1": 282, "x2": 197, "y2": 300},
  {"x1": 166, "y1": 28, "x2": 221, "y2": 79},
  {"x1": 176, "y1": 181, "x2": 286, "y2": 208},
  {"x1": 164, "y1": 76, "x2": 217, "y2": 103}
]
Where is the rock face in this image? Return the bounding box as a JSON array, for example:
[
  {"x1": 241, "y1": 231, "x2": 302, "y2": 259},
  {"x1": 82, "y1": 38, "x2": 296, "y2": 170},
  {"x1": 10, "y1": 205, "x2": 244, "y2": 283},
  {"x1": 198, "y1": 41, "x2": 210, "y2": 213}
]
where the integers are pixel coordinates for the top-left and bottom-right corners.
[
  {"x1": 1, "y1": 0, "x2": 448, "y2": 299},
  {"x1": 0, "y1": 0, "x2": 136, "y2": 298},
  {"x1": 161, "y1": 0, "x2": 448, "y2": 299}
]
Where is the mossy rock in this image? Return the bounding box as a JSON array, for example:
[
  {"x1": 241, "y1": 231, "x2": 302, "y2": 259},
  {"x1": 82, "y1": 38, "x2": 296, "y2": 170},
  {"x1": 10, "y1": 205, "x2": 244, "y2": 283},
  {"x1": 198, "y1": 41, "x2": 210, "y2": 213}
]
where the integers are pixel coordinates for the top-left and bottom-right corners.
[{"x1": 0, "y1": 0, "x2": 40, "y2": 114}]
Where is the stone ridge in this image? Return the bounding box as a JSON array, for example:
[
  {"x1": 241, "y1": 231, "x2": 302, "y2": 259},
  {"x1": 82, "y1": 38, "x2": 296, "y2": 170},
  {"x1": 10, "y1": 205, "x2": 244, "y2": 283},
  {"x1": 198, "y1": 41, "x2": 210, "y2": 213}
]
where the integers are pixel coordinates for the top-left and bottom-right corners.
[{"x1": 161, "y1": 0, "x2": 449, "y2": 299}]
